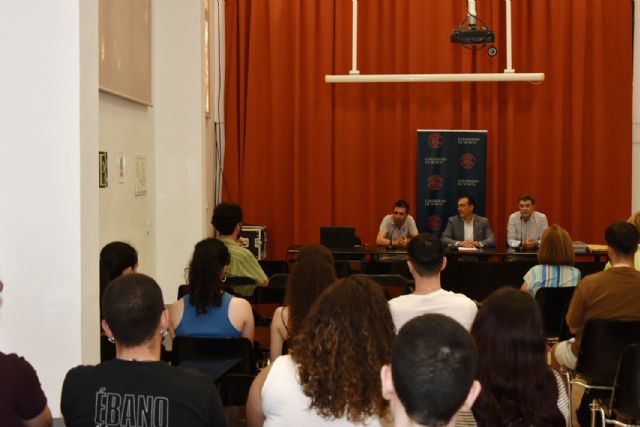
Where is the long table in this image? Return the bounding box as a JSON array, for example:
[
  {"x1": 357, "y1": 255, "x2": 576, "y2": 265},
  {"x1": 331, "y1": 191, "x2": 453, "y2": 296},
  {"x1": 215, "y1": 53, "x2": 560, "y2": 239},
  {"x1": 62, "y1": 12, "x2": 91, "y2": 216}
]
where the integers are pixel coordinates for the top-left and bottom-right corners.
[{"x1": 286, "y1": 245, "x2": 608, "y2": 301}]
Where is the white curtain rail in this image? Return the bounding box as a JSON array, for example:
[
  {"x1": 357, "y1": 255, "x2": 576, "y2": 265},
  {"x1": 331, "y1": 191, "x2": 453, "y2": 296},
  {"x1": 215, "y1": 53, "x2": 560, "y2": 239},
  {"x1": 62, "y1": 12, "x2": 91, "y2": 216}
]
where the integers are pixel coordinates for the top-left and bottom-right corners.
[
  {"x1": 325, "y1": 73, "x2": 545, "y2": 83},
  {"x1": 327, "y1": 0, "x2": 544, "y2": 84}
]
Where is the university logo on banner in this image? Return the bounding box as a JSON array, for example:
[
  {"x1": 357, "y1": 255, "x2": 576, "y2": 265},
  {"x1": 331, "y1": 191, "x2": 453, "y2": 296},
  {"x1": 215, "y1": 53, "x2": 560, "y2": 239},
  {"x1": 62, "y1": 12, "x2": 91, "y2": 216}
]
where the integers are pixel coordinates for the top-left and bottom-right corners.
[{"x1": 416, "y1": 130, "x2": 487, "y2": 236}]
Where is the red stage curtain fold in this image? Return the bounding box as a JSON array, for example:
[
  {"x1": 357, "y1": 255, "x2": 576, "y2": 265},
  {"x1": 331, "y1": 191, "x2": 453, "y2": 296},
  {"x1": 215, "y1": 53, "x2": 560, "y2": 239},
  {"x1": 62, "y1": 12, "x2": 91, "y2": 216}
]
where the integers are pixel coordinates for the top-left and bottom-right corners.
[{"x1": 224, "y1": 0, "x2": 632, "y2": 259}]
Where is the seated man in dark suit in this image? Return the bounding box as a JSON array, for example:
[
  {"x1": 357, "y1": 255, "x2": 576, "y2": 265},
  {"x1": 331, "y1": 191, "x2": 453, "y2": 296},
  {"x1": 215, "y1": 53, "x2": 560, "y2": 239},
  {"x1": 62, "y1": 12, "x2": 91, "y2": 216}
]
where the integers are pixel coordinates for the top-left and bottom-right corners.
[
  {"x1": 441, "y1": 195, "x2": 496, "y2": 248},
  {"x1": 61, "y1": 273, "x2": 226, "y2": 427}
]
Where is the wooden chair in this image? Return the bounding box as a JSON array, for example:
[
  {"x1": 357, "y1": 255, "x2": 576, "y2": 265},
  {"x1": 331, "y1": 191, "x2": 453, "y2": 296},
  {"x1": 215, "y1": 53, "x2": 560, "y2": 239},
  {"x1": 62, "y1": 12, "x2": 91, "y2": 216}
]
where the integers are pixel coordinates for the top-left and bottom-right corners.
[
  {"x1": 593, "y1": 344, "x2": 640, "y2": 426},
  {"x1": 534, "y1": 286, "x2": 576, "y2": 346}
]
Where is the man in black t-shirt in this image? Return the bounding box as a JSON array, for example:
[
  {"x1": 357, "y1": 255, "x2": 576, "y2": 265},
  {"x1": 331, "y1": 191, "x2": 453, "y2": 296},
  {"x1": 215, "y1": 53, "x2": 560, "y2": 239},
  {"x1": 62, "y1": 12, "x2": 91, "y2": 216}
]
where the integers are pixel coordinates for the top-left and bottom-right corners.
[{"x1": 61, "y1": 273, "x2": 226, "y2": 427}]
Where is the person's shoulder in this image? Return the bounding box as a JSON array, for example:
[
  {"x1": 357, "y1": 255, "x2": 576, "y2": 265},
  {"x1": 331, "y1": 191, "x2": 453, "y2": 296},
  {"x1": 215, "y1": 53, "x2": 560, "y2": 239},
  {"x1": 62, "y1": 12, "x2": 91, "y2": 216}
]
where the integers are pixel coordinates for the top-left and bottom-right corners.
[
  {"x1": 388, "y1": 294, "x2": 411, "y2": 307},
  {"x1": 535, "y1": 211, "x2": 548, "y2": 220},
  {"x1": 0, "y1": 352, "x2": 39, "y2": 377},
  {"x1": 507, "y1": 211, "x2": 520, "y2": 221}
]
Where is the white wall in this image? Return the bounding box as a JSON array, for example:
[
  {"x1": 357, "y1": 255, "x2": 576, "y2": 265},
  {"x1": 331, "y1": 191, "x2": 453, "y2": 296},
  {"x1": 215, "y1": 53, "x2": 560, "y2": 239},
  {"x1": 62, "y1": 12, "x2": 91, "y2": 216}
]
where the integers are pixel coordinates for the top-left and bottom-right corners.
[
  {"x1": 632, "y1": 0, "x2": 640, "y2": 212},
  {"x1": 154, "y1": 0, "x2": 210, "y2": 301},
  {"x1": 99, "y1": 93, "x2": 156, "y2": 279},
  {"x1": 0, "y1": 0, "x2": 99, "y2": 416}
]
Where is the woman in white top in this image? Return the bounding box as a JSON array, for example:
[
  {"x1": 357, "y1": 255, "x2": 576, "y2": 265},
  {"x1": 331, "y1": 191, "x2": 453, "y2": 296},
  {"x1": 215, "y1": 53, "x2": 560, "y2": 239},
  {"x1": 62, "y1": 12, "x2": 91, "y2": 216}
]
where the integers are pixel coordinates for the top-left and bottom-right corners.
[{"x1": 247, "y1": 276, "x2": 395, "y2": 427}]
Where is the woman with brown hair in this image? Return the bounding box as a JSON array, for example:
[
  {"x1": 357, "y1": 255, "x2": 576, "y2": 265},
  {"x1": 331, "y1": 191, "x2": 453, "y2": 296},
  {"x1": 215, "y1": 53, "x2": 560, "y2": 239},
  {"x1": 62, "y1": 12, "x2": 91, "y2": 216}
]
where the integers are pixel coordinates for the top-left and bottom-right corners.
[
  {"x1": 269, "y1": 258, "x2": 336, "y2": 362},
  {"x1": 247, "y1": 276, "x2": 395, "y2": 427},
  {"x1": 521, "y1": 224, "x2": 580, "y2": 297}
]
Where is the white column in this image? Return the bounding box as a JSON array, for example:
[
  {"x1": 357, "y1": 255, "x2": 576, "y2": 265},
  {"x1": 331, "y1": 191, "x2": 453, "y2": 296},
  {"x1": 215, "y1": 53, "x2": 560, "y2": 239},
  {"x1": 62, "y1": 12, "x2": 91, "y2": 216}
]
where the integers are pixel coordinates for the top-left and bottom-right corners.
[{"x1": 0, "y1": 0, "x2": 100, "y2": 416}]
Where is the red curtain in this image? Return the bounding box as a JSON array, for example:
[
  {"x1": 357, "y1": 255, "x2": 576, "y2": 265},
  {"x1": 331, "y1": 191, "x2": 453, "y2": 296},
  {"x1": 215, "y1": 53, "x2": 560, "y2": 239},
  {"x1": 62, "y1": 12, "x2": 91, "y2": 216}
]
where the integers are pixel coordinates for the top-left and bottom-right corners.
[{"x1": 224, "y1": 0, "x2": 633, "y2": 260}]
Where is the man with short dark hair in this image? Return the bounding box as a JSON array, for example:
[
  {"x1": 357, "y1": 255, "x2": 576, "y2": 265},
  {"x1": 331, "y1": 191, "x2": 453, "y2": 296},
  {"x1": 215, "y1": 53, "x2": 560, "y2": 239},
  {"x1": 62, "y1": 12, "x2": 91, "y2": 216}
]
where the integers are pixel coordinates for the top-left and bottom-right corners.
[
  {"x1": 441, "y1": 195, "x2": 495, "y2": 248},
  {"x1": 212, "y1": 203, "x2": 268, "y2": 289},
  {"x1": 61, "y1": 273, "x2": 226, "y2": 427},
  {"x1": 388, "y1": 234, "x2": 477, "y2": 331},
  {"x1": 380, "y1": 313, "x2": 481, "y2": 427},
  {"x1": 507, "y1": 194, "x2": 548, "y2": 249},
  {"x1": 377, "y1": 199, "x2": 419, "y2": 248},
  {"x1": 551, "y1": 221, "x2": 640, "y2": 371}
]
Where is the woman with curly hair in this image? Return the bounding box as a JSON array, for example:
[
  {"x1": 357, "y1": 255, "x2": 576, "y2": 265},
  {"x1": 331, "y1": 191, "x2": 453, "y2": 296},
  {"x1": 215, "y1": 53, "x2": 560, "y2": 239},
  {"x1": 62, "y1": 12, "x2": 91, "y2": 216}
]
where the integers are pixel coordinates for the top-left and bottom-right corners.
[
  {"x1": 169, "y1": 238, "x2": 254, "y2": 340},
  {"x1": 463, "y1": 287, "x2": 569, "y2": 427},
  {"x1": 521, "y1": 224, "x2": 580, "y2": 297},
  {"x1": 269, "y1": 258, "x2": 336, "y2": 362},
  {"x1": 247, "y1": 275, "x2": 395, "y2": 427}
]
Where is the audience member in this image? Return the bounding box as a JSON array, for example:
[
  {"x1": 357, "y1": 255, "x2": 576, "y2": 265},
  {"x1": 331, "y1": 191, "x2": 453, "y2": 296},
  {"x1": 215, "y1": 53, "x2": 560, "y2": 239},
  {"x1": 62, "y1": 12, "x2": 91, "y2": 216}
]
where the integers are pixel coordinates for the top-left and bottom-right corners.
[
  {"x1": 381, "y1": 313, "x2": 480, "y2": 427},
  {"x1": 169, "y1": 238, "x2": 254, "y2": 340},
  {"x1": 551, "y1": 221, "x2": 640, "y2": 425},
  {"x1": 521, "y1": 224, "x2": 580, "y2": 296},
  {"x1": 212, "y1": 203, "x2": 268, "y2": 295},
  {"x1": 247, "y1": 276, "x2": 395, "y2": 427},
  {"x1": 296, "y1": 243, "x2": 334, "y2": 264},
  {"x1": 270, "y1": 258, "x2": 336, "y2": 362},
  {"x1": 506, "y1": 195, "x2": 548, "y2": 249},
  {"x1": 99, "y1": 241, "x2": 137, "y2": 318},
  {"x1": 441, "y1": 195, "x2": 496, "y2": 248},
  {"x1": 0, "y1": 279, "x2": 53, "y2": 427},
  {"x1": 604, "y1": 211, "x2": 640, "y2": 270},
  {"x1": 61, "y1": 273, "x2": 226, "y2": 427},
  {"x1": 389, "y1": 234, "x2": 477, "y2": 331},
  {"x1": 468, "y1": 287, "x2": 569, "y2": 427},
  {"x1": 376, "y1": 199, "x2": 419, "y2": 248}
]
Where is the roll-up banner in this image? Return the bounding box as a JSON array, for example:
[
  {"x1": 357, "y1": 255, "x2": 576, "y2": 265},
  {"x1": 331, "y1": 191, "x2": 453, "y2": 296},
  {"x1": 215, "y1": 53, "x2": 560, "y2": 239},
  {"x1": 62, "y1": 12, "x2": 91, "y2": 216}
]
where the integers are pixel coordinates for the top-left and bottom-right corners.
[{"x1": 416, "y1": 130, "x2": 487, "y2": 236}]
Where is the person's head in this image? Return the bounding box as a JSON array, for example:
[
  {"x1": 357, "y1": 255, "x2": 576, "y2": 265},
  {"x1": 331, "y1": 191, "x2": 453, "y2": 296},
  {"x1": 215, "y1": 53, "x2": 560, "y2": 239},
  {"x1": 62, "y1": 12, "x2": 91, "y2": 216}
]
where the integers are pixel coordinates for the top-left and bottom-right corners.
[
  {"x1": 188, "y1": 238, "x2": 231, "y2": 313},
  {"x1": 284, "y1": 259, "x2": 336, "y2": 338},
  {"x1": 457, "y1": 195, "x2": 475, "y2": 220},
  {"x1": 99, "y1": 241, "x2": 138, "y2": 318},
  {"x1": 291, "y1": 275, "x2": 395, "y2": 422},
  {"x1": 392, "y1": 199, "x2": 410, "y2": 227},
  {"x1": 537, "y1": 224, "x2": 574, "y2": 266},
  {"x1": 627, "y1": 211, "x2": 640, "y2": 232},
  {"x1": 517, "y1": 195, "x2": 536, "y2": 221},
  {"x1": 99, "y1": 241, "x2": 138, "y2": 288},
  {"x1": 470, "y1": 287, "x2": 564, "y2": 426},
  {"x1": 605, "y1": 221, "x2": 639, "y2": 257},
  {"x1": 101, "y1": 273, "x2": 166, "y2": 349},
  {"x1": 407, "y1": 233, "x2": 445, "y2": 278},
  {"x1": 296, "y1": 243, "x2": 334, "y2": 265},
  {"x1": 211, "y1": 203, "x2": 243, "y2": 236},
  {"x1": 381, "y1": 314, "x2": 480, "y2": 427}
]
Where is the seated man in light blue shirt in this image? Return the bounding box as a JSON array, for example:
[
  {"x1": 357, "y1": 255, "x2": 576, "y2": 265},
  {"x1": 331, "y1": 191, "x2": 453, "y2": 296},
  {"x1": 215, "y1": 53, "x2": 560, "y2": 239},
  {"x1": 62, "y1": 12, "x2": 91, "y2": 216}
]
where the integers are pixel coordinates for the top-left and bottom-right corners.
[{"x1": 507, "y1": 194, "x2": 548, "y2": 250}]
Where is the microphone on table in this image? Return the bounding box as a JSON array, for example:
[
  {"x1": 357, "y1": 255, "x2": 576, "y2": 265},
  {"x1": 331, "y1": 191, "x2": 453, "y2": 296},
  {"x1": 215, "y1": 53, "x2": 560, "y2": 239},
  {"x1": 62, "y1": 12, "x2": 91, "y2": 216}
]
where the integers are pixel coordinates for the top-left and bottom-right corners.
[{"x1": 387, "y1": 226, "x2": 394, "y2": 250}]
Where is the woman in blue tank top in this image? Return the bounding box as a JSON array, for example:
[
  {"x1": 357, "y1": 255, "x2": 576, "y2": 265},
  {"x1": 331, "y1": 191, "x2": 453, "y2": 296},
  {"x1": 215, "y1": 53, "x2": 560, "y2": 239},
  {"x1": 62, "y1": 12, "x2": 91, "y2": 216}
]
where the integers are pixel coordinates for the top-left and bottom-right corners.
[{"x1": 169, "y1": 238, "x2": 254, "y2": 340}]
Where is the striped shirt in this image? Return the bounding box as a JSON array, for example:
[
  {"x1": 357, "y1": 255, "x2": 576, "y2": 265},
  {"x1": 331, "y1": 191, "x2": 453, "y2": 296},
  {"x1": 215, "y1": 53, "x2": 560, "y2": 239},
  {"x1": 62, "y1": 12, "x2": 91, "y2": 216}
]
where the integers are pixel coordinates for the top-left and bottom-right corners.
[{"x1": 523, "y1": 264, "x2": 581, "y2": 297}]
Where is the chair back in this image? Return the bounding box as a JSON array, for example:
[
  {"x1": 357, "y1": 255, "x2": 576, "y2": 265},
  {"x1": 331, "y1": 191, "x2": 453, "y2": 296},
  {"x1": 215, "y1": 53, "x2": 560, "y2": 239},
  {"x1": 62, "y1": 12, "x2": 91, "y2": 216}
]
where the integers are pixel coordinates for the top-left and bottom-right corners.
[
  {"x1": 534, "y1": 286, "x2": 575, "y2": 340},
  {"x1": 353, "y1": 274, "x2": 411, "y2": 299},
  {"x1": 268, "y1": 273, "x2": 289, "y2": 288},
  {"x1": 576, "y1": 319, "x2": 640, "y2": 386},
  {"x1": 226, "y1": 276, "x2": 256, "y2": 286},
  {"x1": 171, "y1": 336, "x2": 257, "y2": 378},
  {"x1": 610, "y1": 343, "x2": 640, "y2": 420},
  {"x1": 253, "y1": 285, "x2": 286, "y2": 304}
]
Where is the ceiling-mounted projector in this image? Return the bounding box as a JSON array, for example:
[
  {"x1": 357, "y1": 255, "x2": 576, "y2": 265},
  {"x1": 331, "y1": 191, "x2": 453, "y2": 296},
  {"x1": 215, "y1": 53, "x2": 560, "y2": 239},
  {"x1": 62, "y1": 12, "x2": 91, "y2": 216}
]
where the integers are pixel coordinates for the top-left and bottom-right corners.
[
  {"x1": 451, "y1": 0, "x2": 495, "y2": 46},
  {"x1": 451, "y1": 27, "x2": 494, "y2": 45}
]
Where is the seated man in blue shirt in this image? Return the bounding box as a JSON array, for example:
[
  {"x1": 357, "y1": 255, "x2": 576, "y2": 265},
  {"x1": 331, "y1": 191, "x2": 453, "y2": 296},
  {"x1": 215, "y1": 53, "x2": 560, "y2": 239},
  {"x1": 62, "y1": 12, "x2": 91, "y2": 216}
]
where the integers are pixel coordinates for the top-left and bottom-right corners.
[{"x1": 506, "y1": 194, "x2": 548, "y2": 250}]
